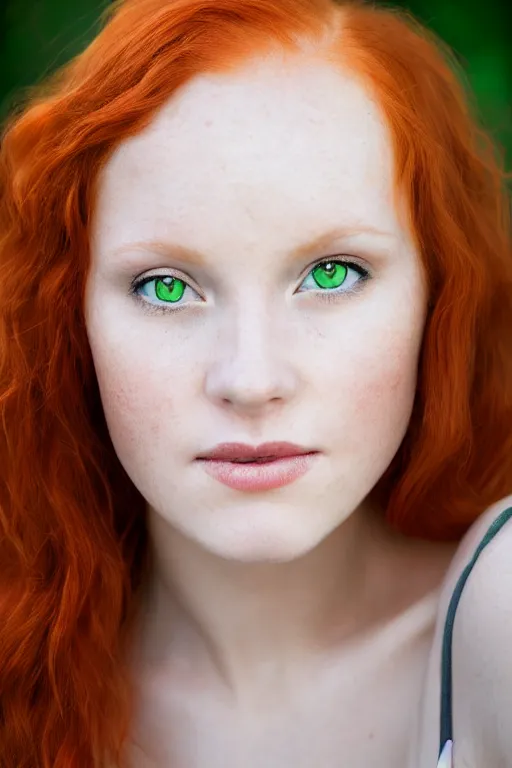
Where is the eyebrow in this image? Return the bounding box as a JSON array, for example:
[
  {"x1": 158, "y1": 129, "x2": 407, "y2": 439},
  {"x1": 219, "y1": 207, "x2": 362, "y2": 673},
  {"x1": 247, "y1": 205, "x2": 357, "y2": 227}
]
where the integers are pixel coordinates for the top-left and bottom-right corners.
[{"x1": 107, "y1": 225, "x2": 396, "y2": 265}]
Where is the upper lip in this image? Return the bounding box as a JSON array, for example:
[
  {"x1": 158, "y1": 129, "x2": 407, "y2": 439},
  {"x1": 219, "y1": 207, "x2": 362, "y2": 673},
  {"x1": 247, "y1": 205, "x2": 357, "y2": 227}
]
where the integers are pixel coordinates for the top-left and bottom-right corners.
[{"x1": 196, "y1": 442, "x2": 317, "y2": 461}]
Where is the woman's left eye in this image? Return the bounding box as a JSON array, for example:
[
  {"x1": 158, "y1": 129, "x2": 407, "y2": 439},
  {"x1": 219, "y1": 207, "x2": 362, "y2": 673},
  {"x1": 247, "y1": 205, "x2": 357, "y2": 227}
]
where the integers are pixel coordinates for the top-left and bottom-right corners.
[{"x1": 297, "y1": 259, "x2": 369, "y2": 297}]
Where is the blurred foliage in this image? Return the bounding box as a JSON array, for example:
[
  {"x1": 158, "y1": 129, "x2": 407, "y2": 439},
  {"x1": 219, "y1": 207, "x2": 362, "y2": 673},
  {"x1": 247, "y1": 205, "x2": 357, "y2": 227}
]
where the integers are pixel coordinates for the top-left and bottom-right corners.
[{"x1": 0, "y1": 0, "x2": 510, "y2": 169}]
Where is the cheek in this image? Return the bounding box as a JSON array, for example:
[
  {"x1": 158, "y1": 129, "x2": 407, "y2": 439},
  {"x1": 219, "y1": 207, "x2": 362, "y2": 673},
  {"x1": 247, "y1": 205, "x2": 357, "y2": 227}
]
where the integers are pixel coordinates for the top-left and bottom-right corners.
[
  {"x1": 353, "y1": 358, "x2": 418, "y2": 446},
  {"x1": 348, "y1": 332, "x2": 422, "y2": 448},
  {"x1": 315, "y1": 317, "x2": 423, "y2": 447},
  {"x1": 355, "y1": 345, "x2": 418, "y2": 406},
  {"x1": 89, "y1": 338, "x2": 190, "y2": 465}
]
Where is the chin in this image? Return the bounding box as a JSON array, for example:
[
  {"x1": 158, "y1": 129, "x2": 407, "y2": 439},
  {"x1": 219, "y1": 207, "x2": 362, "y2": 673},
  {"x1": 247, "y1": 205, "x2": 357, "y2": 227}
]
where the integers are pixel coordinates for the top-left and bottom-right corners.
[{"x1": 191, "y1": 517, "x2": 331, "y2": 564}]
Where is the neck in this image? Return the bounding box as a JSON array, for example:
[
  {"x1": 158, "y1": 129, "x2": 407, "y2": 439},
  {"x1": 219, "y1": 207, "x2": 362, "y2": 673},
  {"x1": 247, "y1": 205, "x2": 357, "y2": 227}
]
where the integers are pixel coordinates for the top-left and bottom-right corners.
[{"x1": 131, "y1": 502, "x2": 403, "y2": 705}]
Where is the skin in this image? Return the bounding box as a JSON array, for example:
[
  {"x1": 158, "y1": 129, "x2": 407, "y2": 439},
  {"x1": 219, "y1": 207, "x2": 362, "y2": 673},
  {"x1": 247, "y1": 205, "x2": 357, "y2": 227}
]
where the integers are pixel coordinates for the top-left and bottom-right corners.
[{"x1": 85, "y1": 50, "x2": 459, "y2": 767}]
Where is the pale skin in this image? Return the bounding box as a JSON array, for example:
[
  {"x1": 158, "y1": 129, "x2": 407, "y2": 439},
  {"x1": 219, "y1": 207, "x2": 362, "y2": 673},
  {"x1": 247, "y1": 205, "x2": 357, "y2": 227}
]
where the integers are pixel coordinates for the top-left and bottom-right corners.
[{"x1": 84, "y1": 49, "x2": 501, "y2": 767}]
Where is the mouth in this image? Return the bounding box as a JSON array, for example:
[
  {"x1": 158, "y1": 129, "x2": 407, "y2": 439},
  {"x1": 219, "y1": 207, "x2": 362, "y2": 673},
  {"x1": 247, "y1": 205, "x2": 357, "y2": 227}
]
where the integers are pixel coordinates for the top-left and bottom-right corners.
[
  {"x1": 196, "y1": 441, "x2": 317, "y2": 463},
  {"x1": 195, "y1": 442, "x2": 320, "y2": 492}
]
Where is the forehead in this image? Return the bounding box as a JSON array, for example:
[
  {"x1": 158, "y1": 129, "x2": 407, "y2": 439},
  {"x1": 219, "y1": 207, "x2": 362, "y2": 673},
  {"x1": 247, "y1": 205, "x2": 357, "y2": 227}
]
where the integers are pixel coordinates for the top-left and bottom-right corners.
[{"x1": 93, "y1": 53, "x2": 405, "y2": 254}]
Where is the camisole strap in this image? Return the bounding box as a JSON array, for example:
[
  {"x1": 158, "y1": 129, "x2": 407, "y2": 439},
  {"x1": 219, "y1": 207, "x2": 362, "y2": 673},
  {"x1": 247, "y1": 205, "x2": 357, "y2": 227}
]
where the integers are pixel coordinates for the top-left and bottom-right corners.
[{"x1": 438, "y1": 505, "x2": 512, "y2": 760}]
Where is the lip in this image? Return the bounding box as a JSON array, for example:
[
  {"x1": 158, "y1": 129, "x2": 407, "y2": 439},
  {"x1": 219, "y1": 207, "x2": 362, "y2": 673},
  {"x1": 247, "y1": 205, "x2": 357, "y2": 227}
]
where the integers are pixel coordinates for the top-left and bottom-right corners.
[
  {"x1": 195, "y1": 442, "x2": 320, "y2": 492},
  {"x1": 196, "y1": 441, "x2": 314, "y2": 461}
]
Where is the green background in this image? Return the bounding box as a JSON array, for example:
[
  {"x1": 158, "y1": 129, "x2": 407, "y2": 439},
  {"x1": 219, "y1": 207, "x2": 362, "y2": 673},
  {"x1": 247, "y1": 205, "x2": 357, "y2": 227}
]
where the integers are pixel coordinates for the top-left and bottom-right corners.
[{"x1": 1, "y1": 0, "x2": 511, "y2": 168}]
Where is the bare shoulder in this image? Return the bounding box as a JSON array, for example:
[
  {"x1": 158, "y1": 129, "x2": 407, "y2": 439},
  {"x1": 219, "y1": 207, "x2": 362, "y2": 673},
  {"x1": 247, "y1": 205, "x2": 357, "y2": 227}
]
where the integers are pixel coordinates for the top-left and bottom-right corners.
[{"x1": 413, "y1": 494, "x2": 512, "y2": 768}]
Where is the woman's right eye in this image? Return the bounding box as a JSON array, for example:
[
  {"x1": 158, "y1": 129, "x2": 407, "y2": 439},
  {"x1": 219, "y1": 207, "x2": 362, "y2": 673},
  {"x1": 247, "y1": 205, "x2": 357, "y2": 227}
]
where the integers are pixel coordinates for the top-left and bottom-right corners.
[{"x1": 131, "y1": 274, "x2": 201, "y2": 314}]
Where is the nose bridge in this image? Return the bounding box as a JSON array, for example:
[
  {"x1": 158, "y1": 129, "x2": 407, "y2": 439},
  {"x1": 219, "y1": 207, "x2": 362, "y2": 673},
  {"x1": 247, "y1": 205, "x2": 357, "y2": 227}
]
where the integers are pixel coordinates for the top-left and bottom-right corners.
[{"x1": 204, "y1": 297, "x2": 297, "y2": 411}]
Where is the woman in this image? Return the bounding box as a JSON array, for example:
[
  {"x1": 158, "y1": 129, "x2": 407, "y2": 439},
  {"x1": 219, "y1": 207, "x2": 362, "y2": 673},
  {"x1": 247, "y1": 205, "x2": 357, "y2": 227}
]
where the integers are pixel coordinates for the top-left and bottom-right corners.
[{"x1": 0, "y1": 0, "x2": 511, "y2": 766}]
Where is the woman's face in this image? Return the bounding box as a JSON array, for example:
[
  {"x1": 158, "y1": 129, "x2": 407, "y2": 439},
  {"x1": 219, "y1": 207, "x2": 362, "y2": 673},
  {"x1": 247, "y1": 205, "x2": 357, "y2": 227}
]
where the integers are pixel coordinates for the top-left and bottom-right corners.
[{"x1": 85, "y1": 52, "x2": 427, "y2": 563}]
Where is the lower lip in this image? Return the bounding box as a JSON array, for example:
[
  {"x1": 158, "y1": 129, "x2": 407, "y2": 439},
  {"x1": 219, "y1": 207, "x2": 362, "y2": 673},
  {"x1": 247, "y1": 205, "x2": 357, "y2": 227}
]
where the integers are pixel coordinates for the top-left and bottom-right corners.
[{"x1": 196, "y1": 453, "x2": 319, "y2": 492}]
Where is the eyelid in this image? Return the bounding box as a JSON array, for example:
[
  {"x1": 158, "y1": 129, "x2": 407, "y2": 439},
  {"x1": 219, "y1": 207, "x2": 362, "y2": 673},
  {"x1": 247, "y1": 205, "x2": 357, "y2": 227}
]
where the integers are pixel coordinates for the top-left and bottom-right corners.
[{"x1": 304, "y1": 253, "x2": 371, "y2": 273}]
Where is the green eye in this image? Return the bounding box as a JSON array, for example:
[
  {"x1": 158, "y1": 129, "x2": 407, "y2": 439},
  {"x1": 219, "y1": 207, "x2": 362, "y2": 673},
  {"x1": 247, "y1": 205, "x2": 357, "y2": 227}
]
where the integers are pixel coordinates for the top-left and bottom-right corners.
[
  {"x1": 311, "y1": 262, "x2": 347, "y2": 289},
  {"x1": 299, "y1": 259, "x2": 368, "y2": 295},
  {"x1": 136, "y1": 275, "x2": 188, "y2": 304},
  {"x1": 131, "y1": 272, "x2": 201, "y2": 314}
]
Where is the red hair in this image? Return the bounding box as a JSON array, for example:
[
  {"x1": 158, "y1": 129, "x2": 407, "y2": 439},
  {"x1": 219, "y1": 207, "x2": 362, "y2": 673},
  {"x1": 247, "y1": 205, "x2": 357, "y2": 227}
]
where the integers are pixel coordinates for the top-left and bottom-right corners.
[{"x1": 0, "y1": 0, "x2": 510, "y2": 765}]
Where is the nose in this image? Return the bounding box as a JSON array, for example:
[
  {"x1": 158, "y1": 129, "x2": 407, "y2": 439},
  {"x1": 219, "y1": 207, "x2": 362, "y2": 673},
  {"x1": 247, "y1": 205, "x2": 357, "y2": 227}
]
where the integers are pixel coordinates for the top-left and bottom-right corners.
[{"x1": 204, "y1": 308, "x2": 298, "y2": 417}]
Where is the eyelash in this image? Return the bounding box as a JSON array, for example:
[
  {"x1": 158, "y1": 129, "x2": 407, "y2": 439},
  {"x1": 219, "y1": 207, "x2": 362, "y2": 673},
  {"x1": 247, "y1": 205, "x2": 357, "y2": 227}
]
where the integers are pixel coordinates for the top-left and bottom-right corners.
[{"x1": 129, "y1": 257, "x2": 371, "y2": 316}]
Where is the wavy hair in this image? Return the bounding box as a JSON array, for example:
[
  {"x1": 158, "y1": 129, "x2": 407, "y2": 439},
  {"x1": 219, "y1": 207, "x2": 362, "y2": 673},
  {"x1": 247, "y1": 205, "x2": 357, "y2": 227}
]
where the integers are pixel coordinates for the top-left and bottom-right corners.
[{"x1": 0, "y1": 0, "x2": 511, "y2": 765}]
